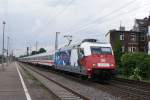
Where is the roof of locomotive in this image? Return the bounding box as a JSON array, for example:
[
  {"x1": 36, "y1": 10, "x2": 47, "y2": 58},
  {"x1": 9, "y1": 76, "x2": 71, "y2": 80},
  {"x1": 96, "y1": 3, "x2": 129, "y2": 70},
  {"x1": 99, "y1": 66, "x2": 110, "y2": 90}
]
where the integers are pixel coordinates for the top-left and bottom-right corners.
[{"x1": 57, "y1": 39, "x2": 110, "y2": 52}]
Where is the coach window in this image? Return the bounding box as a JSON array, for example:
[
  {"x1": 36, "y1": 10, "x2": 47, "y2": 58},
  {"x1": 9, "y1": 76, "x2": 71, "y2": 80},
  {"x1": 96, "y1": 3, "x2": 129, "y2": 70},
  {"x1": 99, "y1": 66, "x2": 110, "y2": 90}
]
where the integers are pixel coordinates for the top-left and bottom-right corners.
[
  {"x1": 121, "y1": 46, "x2": 125, "y2": 52},
  {"x1": 46, "y1": 56, "x2": 48, "y2": 60},
  {"x1": 48, "y1": 55, "x2": 51, "y2": 60}
]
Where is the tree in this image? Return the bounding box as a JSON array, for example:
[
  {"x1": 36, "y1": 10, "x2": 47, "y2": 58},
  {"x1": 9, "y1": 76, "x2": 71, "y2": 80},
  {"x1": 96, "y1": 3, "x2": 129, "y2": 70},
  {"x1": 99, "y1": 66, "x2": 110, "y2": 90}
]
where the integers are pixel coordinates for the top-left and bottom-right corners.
[
  {"x1": 30, "y1": 48, "x2": 46, "y2": 55},
  {"x1": 38, "y1": 48, "x2": 46, "y2": 54},
  {"x1": 113, "y1": 39, "x2": 122, "y2": 68},
  {"x1": 19, "y1": 48, "x2": 47, "y2": 57},
  {"x1": 31, "y1": 51, "x2": 38, "y2": 55}
]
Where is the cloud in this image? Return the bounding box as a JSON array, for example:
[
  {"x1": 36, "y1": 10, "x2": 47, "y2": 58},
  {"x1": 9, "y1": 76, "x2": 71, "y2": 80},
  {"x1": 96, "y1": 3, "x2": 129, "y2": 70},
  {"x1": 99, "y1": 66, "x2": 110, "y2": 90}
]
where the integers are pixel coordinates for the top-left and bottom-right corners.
[{"x1": 0, "y1": 0, "x2": 150, "y2": 56}]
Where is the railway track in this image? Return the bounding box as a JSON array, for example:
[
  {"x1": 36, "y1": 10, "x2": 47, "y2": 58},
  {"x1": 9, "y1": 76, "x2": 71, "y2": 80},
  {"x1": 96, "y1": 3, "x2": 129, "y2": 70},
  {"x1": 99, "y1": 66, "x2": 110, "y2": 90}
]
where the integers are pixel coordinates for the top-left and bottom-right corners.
[
  {"x1": 19, "y1": 63, "x2": 90, "y2": 100},
  {"x1": 112, "y1": 77, "x2": 150, "y2": 90},
  {"x1": 19, "y1": 63, "x2": 150, "y2": 100},
  {"x1": 110, "y1": 78, "x2": 150, "y2": 100}
]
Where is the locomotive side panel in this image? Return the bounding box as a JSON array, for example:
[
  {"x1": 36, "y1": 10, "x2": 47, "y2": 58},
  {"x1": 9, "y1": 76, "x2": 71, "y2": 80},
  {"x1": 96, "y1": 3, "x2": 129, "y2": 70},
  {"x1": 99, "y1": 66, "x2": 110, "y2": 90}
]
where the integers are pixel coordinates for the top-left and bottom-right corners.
[{"x1": 54, "y1": 48, "x2": 86, "y2": 75}]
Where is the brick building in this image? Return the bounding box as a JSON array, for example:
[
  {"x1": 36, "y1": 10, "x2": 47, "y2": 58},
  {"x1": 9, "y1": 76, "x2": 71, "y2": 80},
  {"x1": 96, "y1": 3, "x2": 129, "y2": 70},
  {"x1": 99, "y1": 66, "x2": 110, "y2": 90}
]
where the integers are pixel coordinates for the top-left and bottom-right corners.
[
  {"x1": 148, "y1": 23, "x2": 150, "y2": 54},
  {"x1": 133, "y1": 18, "x2": 148, "y2": 33},
  {"x1": 106, "y1": 16, "x2": 150, "y2": 54},
  {"x1": 106, "y1": 29, "x2": 147, "y2": 53},
  {"x1": 133, "y1": 16, "x2": 150, "y2": 54}
]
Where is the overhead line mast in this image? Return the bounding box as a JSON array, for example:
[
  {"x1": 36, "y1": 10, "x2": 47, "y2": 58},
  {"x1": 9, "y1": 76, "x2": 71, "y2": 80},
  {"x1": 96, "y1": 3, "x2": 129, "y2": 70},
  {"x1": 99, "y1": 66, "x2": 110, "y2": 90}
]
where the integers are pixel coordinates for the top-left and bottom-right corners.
[
  {"x1": 64, "y1": 35, "x2": 72, "y2": 46},
  {"x1": 55, "y1": 32, "x2": 60, "y2": 50}
]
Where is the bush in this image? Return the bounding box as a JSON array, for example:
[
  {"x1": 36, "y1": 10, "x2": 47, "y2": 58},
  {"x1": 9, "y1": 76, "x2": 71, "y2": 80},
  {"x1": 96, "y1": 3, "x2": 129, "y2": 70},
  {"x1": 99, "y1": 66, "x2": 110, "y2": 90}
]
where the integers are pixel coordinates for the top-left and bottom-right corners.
[{"x1": 121, "y1": 53, "x2": 150, "y2": 80}]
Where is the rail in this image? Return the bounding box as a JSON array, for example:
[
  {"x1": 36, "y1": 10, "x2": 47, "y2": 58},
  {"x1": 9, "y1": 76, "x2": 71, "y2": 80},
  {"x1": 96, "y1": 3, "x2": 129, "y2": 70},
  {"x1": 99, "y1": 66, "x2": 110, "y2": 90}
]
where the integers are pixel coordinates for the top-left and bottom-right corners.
[{"x1": 19, "y1": 63, "x2": 90, "y2": 100}]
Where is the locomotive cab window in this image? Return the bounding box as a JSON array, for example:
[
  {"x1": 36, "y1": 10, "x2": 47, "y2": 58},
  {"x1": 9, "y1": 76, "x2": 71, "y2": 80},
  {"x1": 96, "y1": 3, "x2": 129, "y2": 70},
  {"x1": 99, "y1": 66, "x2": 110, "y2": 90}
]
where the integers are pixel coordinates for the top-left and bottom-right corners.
[{"x1": 91, "y1": 47, "x2": 112, "y2": 54}]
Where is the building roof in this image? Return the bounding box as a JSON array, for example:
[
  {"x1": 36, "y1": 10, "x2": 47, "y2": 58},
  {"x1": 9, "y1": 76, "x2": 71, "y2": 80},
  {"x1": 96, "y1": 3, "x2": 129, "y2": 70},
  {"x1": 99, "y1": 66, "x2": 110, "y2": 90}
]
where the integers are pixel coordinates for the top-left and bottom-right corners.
[
  {"x1": 135, "y1": 16, "x2": 150, "y2": 26},
  {"x1": 105, "y1": 30, "x2": 141, "y2": 36}
]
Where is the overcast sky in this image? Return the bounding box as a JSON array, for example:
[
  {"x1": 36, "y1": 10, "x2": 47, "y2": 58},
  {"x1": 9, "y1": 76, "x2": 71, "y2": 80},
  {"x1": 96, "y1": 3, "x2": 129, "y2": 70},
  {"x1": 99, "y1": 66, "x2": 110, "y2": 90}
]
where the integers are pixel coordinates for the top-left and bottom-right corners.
[{"x1": 0, "y1": 0, "x2": 150, "y2": 56}]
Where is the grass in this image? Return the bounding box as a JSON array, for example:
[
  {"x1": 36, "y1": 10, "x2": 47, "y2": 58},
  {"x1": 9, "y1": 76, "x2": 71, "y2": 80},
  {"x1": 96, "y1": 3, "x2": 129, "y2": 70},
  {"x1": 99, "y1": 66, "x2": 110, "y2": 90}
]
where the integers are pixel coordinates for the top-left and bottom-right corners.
[{"x1": 116, "y1": 74, "x2": 150, "y2": 83}]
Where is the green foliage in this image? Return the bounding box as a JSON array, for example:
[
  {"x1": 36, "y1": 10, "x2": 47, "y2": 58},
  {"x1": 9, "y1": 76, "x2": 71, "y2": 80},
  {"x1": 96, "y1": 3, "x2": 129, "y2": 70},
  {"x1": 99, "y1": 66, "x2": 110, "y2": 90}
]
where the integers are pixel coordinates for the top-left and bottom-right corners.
[
  {"x1": 129, "y1": 67, "x2": 142, "y2": 81},
  {"x1": 19, "y1": 48, "x2": 47, "y2": 57},
  {"x1": 31, "y1": 48, "x2": 46, "y2": 55},
  {"x1": 38, "y1": 48, "x2": 46, "y2": 54},
  {"x1": 121, "y1": 53, "x2": 150, "y2": 80},
  {"x1": 31, "y1": 51, "x2": 38, "y2": 55},
  {"x1": 113, "y1": 39, "x2": 122, "y2": 68}
]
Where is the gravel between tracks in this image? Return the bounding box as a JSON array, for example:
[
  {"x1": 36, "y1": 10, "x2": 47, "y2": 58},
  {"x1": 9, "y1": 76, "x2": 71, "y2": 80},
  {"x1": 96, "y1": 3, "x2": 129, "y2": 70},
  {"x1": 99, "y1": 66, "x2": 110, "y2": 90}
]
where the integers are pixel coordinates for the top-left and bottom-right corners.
[{"x1": 19, "y1": 63, "x2": 120, "y2": 100}]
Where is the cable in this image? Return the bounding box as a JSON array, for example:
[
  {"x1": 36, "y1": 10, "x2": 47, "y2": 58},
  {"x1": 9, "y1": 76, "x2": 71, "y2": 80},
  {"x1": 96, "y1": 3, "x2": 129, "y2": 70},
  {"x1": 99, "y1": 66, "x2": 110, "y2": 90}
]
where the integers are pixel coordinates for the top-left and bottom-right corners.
[
  {"x1": 32, "y1": 0, "x2": 74, "y2": 34},
  {"x1": 66, "y1": 0, "x2": 138, "y2": 33},
  {"x1": 70, "y1": 0, "x2": 150, "y2": 34},
  {"x1": 65, "y1": 0, "x2": 115, "y2": 31},
  {"x1": 74, "y1": 4, "x2": 150, "y2": 35},
  {"x1": 51, "y1": 0, "x2": 74, "y2": 21}
]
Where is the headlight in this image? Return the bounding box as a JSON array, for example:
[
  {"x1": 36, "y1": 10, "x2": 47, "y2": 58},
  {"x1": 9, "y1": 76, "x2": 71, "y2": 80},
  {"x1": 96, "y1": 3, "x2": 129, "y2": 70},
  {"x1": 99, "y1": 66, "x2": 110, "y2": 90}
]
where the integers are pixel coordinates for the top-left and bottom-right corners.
[{"x1": 93, "y1": 64, "x2": 96, "y2": 68}]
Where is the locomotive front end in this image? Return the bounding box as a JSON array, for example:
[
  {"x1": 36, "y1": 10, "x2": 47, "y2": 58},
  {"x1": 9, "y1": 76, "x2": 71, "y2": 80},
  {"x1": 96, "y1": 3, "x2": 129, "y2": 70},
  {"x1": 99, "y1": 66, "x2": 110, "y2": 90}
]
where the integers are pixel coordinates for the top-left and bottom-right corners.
[{"x1": 79, "y1": 40, "x2": 116, "y2": 79}]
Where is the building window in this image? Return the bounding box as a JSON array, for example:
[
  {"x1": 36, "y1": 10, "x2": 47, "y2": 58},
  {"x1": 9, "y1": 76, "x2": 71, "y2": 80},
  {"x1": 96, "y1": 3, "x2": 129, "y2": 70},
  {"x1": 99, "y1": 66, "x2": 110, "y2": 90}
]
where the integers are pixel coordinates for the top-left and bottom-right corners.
[
  {"x1": 128, "y1": 47, "x2": 131, "y2": 52},
  {"x1": 128, "y1": 46, "x2": 137, "y2": 52},
  {"x1": 120, "y1": 33, "x2": 124, "y2": 40},
  {"x1": 130, "y1": 34, "x2": 136, "y2": 41},
  {"x1": 132, "y1": 47, "x2": 136, "y2": 52},
  {"x1": 140, "y1": 36, "x2": 145, "y2": 41},
  {"x1": 121, "y1": 46, "x2": 125, "y2": 52}
]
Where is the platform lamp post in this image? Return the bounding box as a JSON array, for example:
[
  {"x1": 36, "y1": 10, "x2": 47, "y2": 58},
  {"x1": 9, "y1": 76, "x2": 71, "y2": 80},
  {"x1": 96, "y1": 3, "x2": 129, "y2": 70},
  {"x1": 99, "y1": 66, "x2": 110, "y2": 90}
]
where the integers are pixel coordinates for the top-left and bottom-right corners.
[{"x1": 1, "y1": 21, "x2": 6, "y2": 71}]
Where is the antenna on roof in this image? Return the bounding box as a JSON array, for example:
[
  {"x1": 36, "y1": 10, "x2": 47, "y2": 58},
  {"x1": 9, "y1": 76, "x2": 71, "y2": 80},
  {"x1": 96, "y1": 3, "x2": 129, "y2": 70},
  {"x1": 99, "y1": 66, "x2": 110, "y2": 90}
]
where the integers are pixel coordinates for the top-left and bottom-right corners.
[{"x1": 120, "y1": 20, "x2": 122, "y2": 27}]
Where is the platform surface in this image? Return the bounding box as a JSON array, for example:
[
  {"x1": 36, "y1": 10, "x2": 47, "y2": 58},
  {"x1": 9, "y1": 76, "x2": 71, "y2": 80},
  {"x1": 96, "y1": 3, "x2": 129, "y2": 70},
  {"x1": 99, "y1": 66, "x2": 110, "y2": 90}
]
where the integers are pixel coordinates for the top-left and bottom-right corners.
[{"x1": 0, "y1": 62, "x2": 27, "y2": 100}]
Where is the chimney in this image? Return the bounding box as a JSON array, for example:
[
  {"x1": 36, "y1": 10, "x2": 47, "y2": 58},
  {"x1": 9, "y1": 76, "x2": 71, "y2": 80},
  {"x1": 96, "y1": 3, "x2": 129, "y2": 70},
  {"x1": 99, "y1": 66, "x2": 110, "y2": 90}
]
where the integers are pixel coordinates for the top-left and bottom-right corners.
[{"x1": 119, "y1": 26, "x2": 125, "y2": 31}]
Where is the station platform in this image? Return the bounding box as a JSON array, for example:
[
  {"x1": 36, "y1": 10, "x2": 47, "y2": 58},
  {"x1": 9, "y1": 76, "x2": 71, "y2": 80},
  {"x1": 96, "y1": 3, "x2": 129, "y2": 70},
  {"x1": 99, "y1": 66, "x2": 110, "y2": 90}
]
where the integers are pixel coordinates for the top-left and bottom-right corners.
[{"x1": 0, "y1": 62, "x2": 30, "y2": 100}]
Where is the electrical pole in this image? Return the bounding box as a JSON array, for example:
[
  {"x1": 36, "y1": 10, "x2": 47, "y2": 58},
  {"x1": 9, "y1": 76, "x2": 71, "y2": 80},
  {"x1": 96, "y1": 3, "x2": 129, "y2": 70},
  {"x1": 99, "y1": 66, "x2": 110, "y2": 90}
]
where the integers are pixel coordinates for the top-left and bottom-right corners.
[
  {"x1": 27, "y1": 47, "x2": 29, "y2": 56},
  {"x1": 55, "y1": 32, "x2": 60, "y2": 51},
  {"x1": 36, "y1": 41, "x2": 38, "y2": 52},
  {"x1": 1, "y1": 21, "x2": 6, "y2": 71},
  {"x1": 64, "y1": 35, "x2": 72, "y2": 46},
  {"x1": 7, "y1": 36, "x2": 9, "y2": 66}
]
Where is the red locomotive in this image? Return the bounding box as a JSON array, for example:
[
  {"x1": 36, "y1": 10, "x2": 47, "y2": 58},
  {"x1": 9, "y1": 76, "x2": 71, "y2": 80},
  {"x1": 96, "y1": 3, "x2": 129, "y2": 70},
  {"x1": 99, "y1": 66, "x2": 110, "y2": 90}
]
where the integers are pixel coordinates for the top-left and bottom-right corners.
[{"x1": 20, "y1": 39, "x2": 116, "y2": 79}]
